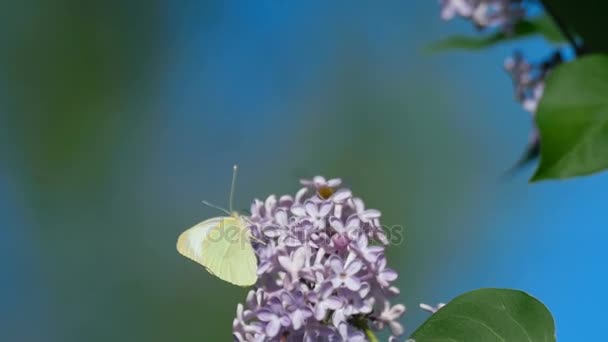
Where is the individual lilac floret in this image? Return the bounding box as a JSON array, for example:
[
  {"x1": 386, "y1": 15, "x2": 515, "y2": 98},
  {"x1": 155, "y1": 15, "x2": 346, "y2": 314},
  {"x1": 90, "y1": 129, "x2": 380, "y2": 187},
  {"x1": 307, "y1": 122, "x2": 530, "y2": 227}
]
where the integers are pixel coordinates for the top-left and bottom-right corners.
[
  {"x1": 440, "y1": 0, "x2": 474, "y2": 20},
  {"x1": 300, "y1": 176, "x2": 342, "y2": 190},
  {"x1": 419, "y1": 302, "x2": 446, "y2": 314},
  {"x1": 439, "y1": 0, "x2": 525, "y2": 33},
  {"x1": 300, "y1": 176, "x2": 344, "y2": 200},
  {"x1": 233, "y1": 177, "x2": 405, "y2": 341}
]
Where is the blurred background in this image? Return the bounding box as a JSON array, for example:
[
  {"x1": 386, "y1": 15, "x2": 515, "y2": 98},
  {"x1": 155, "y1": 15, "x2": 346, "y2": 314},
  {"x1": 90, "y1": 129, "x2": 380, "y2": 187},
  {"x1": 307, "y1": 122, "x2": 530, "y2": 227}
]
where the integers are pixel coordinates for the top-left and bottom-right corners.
[{"x1": 1, "y1": 1, "x2": 607, "y2": 341}]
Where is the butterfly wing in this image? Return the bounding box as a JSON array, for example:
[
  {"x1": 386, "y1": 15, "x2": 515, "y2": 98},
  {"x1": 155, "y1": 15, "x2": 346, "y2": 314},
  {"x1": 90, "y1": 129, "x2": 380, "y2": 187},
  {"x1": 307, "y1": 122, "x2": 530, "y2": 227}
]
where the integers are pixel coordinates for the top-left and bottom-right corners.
[
  {"x1": 177, "y1": 216, "x2": 224, "y2": 264},
  {"x1": 201, "y1": 217, "x2": 257, "y2": 286},
  {"x1": 176, "y1": 216, "x2": 258, "y2": 287}
]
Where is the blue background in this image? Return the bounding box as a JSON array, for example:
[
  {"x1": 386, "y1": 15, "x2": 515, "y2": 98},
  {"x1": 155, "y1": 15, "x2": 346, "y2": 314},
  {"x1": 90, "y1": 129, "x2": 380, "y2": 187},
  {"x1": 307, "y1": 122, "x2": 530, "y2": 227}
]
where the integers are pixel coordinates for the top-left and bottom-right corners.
[{"x1": 1, "y1": 1, "x2": 606, "y2": 340}]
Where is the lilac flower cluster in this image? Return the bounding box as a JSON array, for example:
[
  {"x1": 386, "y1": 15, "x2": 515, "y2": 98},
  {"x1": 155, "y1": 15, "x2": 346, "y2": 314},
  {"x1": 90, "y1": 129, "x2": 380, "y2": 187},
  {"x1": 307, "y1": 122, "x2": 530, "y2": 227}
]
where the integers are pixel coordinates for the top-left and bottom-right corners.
[
  {"x1": 439, "y1": 0, "x2": 525, "y2": 33},
  {"x1": 504, "y1": 51, "x2": 562, "y2": 146},
  {"x1": 233, "y1": 176, "x2": 405, "y2": 341}
]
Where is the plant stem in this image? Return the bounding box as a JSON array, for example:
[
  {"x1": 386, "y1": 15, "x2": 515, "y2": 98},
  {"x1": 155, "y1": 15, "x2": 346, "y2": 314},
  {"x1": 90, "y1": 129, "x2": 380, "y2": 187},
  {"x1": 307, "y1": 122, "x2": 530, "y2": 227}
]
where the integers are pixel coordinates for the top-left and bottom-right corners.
[
  {"x1": 353, "y1": 317, "x2": 380, "y2": 342},
  {"x1": 363, "y1": 325, "x2": 380, "y2": 342},
  {"x1": 540, "y1": 0, "x2": 583, "y2": 55}
]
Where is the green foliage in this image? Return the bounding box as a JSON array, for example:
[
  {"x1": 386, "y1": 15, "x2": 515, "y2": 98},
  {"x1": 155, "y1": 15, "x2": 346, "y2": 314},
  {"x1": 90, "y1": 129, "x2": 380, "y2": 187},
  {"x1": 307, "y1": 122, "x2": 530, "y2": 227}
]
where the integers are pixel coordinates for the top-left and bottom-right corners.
[
  {"x1": 410, "y1": 288, "x2": 555, "y2": 342},
  {"x1": 533, "y1": 55, "x2": 608, "y2": 181},
  {"x1": 427, "y1": 16, "x2": 563, "y2": 52},
  {"x1": 543, "y1": 0, "x2": 608, "y2": 53}
]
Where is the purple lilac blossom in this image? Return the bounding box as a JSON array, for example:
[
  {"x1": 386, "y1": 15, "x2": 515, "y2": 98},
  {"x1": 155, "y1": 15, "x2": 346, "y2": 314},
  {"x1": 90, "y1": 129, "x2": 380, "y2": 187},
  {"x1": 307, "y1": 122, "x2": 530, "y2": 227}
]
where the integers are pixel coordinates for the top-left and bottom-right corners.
[
  {"x1": 504, "y1": 51, "x2": 562, "y2": 147},
  {"x1": 232, "y1": 177, "x2": 405, "y2": 341},
  {"x1": 439, "y1": 0, "x2": 525, "y2": 33}
]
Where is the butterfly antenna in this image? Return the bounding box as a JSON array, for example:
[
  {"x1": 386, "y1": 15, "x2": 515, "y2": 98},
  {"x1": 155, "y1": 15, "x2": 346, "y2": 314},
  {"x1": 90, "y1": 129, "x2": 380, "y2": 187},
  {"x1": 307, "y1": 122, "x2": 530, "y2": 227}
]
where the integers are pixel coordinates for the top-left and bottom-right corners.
[
  {"x1": 229, "y1": 164, "x2": 238, "y2": 213},
  {"x1": 248, "y1": 234, "x2": 267, "y2": 245},
  {"x1": 202, "y1": 200, "x2": 231, "y2": 216}
]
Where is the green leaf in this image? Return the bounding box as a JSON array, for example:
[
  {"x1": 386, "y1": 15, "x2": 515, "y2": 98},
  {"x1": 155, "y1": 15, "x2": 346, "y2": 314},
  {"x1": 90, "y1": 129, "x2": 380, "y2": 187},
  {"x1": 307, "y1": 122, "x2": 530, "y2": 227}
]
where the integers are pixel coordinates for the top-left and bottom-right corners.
[
  {"x1": 543, "y1": 0, "x2": 608, "y2": 53},
  {"x1": 531, "y1": 15, "x2": 566, "y2": 43},
  {"x1": 428, "y1": 16, "x2": 564, "y2": 52},
  {"x1": 532, "y1": 54, "x2": 608, "y2": 181},
  {"x1": 410, "y1": 288, "x2": 555, "y2": 342}
]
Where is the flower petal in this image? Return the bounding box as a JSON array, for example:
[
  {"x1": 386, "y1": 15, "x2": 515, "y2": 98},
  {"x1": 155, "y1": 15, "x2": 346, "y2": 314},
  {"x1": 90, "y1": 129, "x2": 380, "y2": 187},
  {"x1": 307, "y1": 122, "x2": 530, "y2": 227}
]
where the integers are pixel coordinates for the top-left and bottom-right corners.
[
  {"x1": 419, "y1": 303, "x2": 436, "y2": 314},
  {"x1": 328, "y1": 256, "x2": 344, "y2": 274},
  {"x1": 380, "y1": 269, "x2": 398, "y2": 282},
  {"x1": 263, "y1": 225, "x2": 283, "y2": 238},
  {"x1": 329, "y1": 217, "x2": 345, "y2": 233},
  {"x1": 375, "y1": 230, "x2": 389, "y2": 245},
  {"x1": 257, "y1": 310, "x2": 276, "y2": 322},
  {"x1": 265, "y1": 318, "x2": 280, "y2": 337},
  {"x1": 358, "y1": 298, "x2": 374, "y2": 314},
  {"x1": 344, "y1": 276, "x2": 361, "y2": 291},
  {"x1": 275, "y1": 210, "x2": 289, "y2": 227},
  {"x1": 281, "y1": 292, "x2": 294, "y2": 306},
  {"x1": 358, "y1": 283, "x2": 371, "y2": 297},
  {"x1": 294, "y1": 187, "x2": 308, "y2": 203},
  {"x1": 245, "y1": 290, "x2": 256, "y2": 307},
  {"x1": 332, "y1": 309, "x2": 346, "y2": 327},
  {"x1": 377, "y1": 256, "x2": 387, "y2": 270},
  {"x1": 280, "y1": 315, "x2": 291, "y2": 327},
  {"x1": 291, "y1": 310, "x2": 304, "y2": 330},
  {"x1": 236, "y1": 303, "x2": 244, "y2": 321},
  {"x1": 337, "y1": 321, "x2": 348, "y2": 339},
  {"x1": 318, "y1": 202, "x2": 333, "y2": 217},
  {"x1": 352, "y1": 197, "x2": 365, "y2": 213},
  {"x1": 323, "y1": 296, "x2": 343, "y2": 310},
  {"x1": 312, "y1": 176, "x2": 326, "y2": 187},
  {"x1": 389, "y1": 321, "x2": 404, "y2": 336},
  {"x1": 314, "y1": 303, "x2": 328, "y2": 321},
  {"x1": 304, "y1": 201, "x2": 318, "y2": 216},
  {"x1": 388, "y1": 286, "x2": 400, "y2": 295},
  {"x1": 330, "y1": 277, "x2": 343, "y2": 289},
  {"x1": 333, "y1": 203, "x2": 343, "y2": 218},
  {"x1": 277, "y1": 255, "x2": 293, "y2": 273},
  {"x1": 346, "y1": 216, "x2": 360, "y2": 228},
  {"x1": 250, "y1": 199, "x2": 264, "y2": 218},
  {"x1": 319, "y1": 281, "x2": 333, "y2": 298},
  {"x1": 265, "y1": 195, "x2": 277, "y2": 214},
  {"x1": 292, "y1": 247, "x2": 307, "y2": 271},
  {"x1": 359, "y1": 209, "x2": 381, "y2": 221},
  {"x1": 314, "y1": 247, "x2": 325, "y2": 266},
  {"x1": 283, "y1": 235, "x2": 302, "y2": 247},
  {"x1": 345, "y1": 259, "x2": 363, "y2": 275},
  {"x1": 291, "y1": 205, "x2": 306, "y2": 217},
  {"x1": 390, "y1": 304, "x2": 406, "y2": 317},
  {"x1": 326, "y1": 178, "x2": 342, "y2": 187},
  {"x1": 331, "y1": 188, "x2": 350, "y2": 202},
  {"x1": 257, "y1": 261, "x2": 272, "y2": 275},
  {"x1": 300, "y1": 178, "x2": 313, "y2": 186},
  {"x1": 278, "y1": 195, "x2": 293, "y2": 207}
]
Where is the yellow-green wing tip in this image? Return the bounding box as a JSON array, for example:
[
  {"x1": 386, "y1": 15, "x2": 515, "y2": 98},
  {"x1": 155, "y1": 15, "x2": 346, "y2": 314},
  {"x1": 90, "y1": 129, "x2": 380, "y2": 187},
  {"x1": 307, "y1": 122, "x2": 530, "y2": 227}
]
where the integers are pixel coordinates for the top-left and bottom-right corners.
[
  {"x1": 176, "y1": 230, "x2": 196, "y2": 262},
  {"x1": 228, "y1": 276, "x2": 258, "y2": 287}
]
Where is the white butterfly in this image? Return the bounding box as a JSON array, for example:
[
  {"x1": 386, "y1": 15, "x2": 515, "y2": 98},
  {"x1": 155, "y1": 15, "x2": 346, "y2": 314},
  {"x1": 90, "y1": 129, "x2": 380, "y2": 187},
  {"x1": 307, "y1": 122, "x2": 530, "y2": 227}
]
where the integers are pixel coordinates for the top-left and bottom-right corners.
[{"x1": 176, "y1": 165, "x2": 258, "y2": 286}]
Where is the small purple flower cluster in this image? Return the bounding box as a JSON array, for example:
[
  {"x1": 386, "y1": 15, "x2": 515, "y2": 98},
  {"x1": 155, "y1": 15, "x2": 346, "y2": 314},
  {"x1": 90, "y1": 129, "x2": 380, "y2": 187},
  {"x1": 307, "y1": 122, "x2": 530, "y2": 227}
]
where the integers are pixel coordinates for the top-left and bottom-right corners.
[
  {"x1": 439, "y1": 0, "x2": 525, "y2": 33},
  {"x1": 233, "y1": 176, "x2": 405, "y2": 341},
  {"x1": 504, "y1": 51, "x2": 562, "y2": 146}
]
